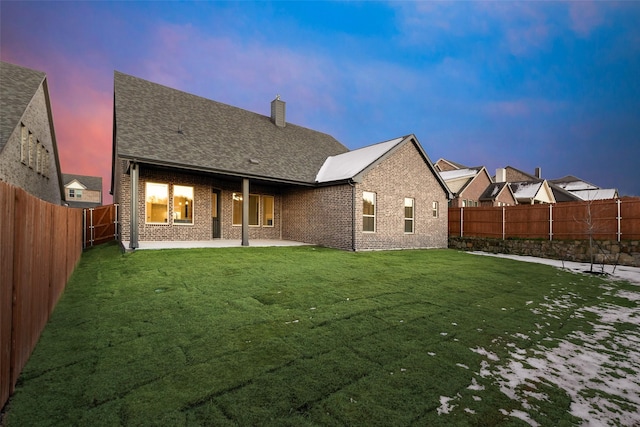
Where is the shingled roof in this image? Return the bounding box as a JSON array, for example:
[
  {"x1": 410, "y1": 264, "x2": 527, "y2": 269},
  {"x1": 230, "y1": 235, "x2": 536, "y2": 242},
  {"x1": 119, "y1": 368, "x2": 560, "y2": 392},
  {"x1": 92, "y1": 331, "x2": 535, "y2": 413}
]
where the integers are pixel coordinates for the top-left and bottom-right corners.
[
  {"x1": 0, "y1": 61, "x2": 46, "y2": 151},
  {"x1": 113, "y1": 71, "x2": 349, "y2": 185}
]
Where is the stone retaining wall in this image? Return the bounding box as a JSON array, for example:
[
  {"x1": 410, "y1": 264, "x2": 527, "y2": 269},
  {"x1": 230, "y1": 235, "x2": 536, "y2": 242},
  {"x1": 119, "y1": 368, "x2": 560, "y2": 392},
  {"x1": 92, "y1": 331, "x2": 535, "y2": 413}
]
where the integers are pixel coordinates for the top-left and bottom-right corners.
[{"x1": 449, "y1": 237, "x2": 640, "y2": 268}]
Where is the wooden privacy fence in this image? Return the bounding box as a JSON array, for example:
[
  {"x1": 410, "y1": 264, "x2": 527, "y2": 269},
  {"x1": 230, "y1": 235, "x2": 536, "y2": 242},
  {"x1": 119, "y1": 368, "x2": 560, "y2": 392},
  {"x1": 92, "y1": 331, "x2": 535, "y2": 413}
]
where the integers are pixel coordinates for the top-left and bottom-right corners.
[
  {"x1": 449, "y1": 197, "x2": 640, "y2": 241},
  {"x1": 83, "y1": 204, "x2": 119, "y2": 248},
  {"x1": 0, "y1": 181, "x2": 82, "y2": 410}
]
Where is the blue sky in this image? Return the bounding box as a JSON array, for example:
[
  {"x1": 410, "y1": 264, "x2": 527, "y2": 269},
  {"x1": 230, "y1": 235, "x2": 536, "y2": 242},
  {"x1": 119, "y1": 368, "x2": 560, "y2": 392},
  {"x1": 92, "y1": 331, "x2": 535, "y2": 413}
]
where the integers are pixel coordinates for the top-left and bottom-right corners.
[{"x1": 2, "y1": 1, "x2": 639, "y2": 200}]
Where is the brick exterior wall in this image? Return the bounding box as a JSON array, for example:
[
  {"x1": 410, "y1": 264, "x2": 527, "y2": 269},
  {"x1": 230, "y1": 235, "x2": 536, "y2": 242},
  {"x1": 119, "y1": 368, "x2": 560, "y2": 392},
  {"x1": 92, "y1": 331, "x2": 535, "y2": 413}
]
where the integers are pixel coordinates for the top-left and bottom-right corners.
[
  {"x1": 450, "y1": 171, "x2": 492, "y2": 208},
  {"x1": 0, "y1": 84, "x2": 62, "y2": 205},
  {"x1": 282, "y1": 184, "x2": 354, "y2": 250},
  {"x1": 117, "y1": 164, "x2": 283, "y2": 243},
  {"x1": 114, "y1": 140, "x2": 449, "y2": 251},
  {"x1": 354, "y1": 141, "x2": 448, "y2": 250}
]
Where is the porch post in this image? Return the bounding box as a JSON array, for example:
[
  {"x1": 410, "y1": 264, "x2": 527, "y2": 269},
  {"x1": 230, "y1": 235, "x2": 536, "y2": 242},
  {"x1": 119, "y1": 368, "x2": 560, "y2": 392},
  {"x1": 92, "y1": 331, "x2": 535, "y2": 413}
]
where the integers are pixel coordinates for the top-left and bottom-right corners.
[
  {"x1": 242, "y1": 178, "x2": 249, "y2": 246},
  {"x1": 130, "y1": 162, "x2": 139, "y2": 249}
]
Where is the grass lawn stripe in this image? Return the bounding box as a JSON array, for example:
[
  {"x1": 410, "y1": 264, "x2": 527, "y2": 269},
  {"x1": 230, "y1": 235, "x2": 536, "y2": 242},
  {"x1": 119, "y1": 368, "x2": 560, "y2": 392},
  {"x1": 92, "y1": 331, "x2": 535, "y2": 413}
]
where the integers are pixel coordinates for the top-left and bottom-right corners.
[{"x1": 4, "y1": 243, "x2": 639, "y2": 426}]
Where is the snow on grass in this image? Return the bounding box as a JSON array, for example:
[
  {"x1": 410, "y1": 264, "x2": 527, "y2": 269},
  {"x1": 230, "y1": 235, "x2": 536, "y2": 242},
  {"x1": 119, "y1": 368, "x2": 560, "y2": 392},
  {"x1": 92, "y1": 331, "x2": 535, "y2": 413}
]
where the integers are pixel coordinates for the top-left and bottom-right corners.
[{"x1": 437, "y1": 395, "x2": 458, "y2": 415}]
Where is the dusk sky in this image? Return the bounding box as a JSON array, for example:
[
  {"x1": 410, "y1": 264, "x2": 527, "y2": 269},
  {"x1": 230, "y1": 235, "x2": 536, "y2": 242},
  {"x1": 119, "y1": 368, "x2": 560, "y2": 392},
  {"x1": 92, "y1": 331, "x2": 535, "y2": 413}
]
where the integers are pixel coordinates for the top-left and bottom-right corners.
[{"x1": 2, "y1": 1, "x2": 639, "y2": 202}]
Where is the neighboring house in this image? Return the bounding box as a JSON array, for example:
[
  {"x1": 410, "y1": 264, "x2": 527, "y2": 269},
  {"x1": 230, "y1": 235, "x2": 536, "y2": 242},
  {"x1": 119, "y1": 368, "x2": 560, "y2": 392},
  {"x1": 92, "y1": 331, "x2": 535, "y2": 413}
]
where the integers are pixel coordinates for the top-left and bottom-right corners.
[
  {"x1": 111, "y1": 72, "x2": 451, "y2": 251},
  {"x1": 0, "y1": 61, "x2": 64, "y2": 204},
  {"x1": 499, "y1": 166, "x2": 578, "y2": 203},
  {"x1": 550, "y1": 175, "x2": 619, "y2": 201},
  {"x1": 434, "y1": 158, "x2": 468, "y2": 172},
  {"x1": 438, "y1": 166, "x2": 494, "y2": 207},
  {"x1": 62, "y1": 173, "x2": 103, "y2": 208},
  {"x1": 478, "y1": 182, "x2": 518, "y2": 207}
]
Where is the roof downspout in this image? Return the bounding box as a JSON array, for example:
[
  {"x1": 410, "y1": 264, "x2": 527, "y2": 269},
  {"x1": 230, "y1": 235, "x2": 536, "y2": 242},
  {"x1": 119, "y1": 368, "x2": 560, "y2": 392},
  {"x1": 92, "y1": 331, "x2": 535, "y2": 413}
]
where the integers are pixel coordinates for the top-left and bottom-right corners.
[{"x1": 130, "y1": 162, "x2": 139, "y2": 249}]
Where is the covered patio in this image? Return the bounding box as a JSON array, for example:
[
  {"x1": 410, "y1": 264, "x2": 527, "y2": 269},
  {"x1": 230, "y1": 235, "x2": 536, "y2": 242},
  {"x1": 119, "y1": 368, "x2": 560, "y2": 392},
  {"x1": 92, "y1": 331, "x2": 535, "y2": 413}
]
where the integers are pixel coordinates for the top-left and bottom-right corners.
[{"x1": 121, "y1": 239, "x2": 310, "y2": 250}]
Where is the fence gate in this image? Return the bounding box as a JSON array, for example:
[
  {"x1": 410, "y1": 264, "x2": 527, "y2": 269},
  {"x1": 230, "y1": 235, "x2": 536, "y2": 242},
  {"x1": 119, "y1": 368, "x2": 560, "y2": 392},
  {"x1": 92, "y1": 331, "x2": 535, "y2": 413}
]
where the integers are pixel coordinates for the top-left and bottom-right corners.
[{"x1": 83, "y1": 204, "x2": 119, "y2": 248}]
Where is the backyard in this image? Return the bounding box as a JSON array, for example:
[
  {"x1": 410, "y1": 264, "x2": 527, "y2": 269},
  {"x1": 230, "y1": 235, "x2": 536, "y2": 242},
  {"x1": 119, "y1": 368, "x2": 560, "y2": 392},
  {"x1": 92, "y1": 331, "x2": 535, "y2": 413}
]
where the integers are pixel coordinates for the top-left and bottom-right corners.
[{"x1": 3, "y1": 243, "x2": 639, "y2": 426}]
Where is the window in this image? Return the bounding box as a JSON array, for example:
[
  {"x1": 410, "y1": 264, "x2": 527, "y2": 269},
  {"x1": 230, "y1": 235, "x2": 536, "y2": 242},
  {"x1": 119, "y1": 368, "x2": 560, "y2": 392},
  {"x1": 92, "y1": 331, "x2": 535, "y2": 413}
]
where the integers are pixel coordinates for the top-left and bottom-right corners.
[
  {"x1": 20, "y1": 125, "x2": 28, "y2": 164},
  {"x1": 43, "y1": 150, "x2": 50, "y2": 177},
  {"x1": 173, "y1": 185, "x2": 194, "y2": 224},
  {"x1": 146, "y1": 183, "x2": 169, "y2": 223},
  {"x1": 404, "y1": 198, "x2": 414, "y2": 233},
  {"x1": 432, "y1": 201, "x2": 439, "y2": 218},
  {"x1": 28, "y1": 132, "x2": 34, "y2": 168},
  {"x1": 69, "y1": 189, "x2": 82, "y2": 199},
  {"x1": 263, "y1": 195, "x2": 274, "y2": 227},
  {"x1": 232, "y1": 193, "x2": 259, "y2": 226},
  {"x1": 36, "y1": 143, "x2": 41, "y2": 174},
  {"x1": 363, "y1": 191, "x2": 376, "y2": 232}
]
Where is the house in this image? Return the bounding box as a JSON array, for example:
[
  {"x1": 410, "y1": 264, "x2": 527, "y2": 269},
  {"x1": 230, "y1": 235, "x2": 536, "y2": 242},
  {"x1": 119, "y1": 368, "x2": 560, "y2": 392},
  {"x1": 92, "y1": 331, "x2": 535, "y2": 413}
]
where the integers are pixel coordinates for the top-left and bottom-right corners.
[
  {"x1": 499, "y1": 166, "x2": 578, "y2": 203},
  {"x1": 438, "y1": 166, "x2": 494, "y2": 207},
  {"x1": 0, "y1": 61, "x2": 64, "y2": 204},
  {"x1": 62, "y1": 173, "x2": 103, "y2": 208},
  {"x1": 434, "y1": 158, "x2": 468, "y2": 172},
  {"x1": 111, "y1": 72, "x2": 451, "y2": 251},
  {"x1": 550, "y1": 175, "x2": 619, "y2": 201},
  {"x1": 478, "y1": 182, "x2": 517, "y2": 207}
]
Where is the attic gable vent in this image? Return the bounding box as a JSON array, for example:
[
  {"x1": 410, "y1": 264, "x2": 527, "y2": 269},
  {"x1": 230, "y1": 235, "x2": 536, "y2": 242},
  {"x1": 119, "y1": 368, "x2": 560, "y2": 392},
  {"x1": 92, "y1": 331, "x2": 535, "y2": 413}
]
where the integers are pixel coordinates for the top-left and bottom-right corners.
[{"x1": 270, "y1": 95, "x2": 286, "y2": 128}]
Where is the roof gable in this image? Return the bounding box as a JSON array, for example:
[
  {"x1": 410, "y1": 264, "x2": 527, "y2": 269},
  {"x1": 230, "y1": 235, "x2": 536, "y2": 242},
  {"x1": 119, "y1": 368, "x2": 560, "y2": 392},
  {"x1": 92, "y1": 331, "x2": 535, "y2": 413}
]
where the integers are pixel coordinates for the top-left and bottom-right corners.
[
  {"x1": 315, "y1": 136, "x2": 404, "y2": 183},
  {"x1": 0, "y1": 61, "x2": 46, "y2": 151},
  {"x1": 113, "y1": 71, "x2": 348, "y2": 184},
  {"x1": 62, "y1": 174, "x2": 102, "y2": 191}
]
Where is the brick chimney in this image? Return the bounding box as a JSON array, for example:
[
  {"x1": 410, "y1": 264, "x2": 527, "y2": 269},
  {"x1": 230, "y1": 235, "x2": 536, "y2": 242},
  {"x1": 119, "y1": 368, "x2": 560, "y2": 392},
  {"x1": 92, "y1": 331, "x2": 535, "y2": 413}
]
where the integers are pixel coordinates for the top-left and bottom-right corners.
[
  {"x1": 535, "y1": 167, "x2": 542, "y2": 179},
  {"x1": 270, "y1": 95, "x2": 286, "y2": 128},
  {"x1": 496, "y1": 168, "x2": 507, "y2": 183}
]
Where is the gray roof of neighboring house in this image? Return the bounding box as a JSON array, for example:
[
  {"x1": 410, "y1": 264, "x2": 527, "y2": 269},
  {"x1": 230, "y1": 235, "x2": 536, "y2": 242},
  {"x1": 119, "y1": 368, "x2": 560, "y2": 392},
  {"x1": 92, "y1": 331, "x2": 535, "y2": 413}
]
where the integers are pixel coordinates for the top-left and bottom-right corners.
[
  {"x1": 0, "y1": 61, "x2": 46, "y2": 151},
  {"x1": 113, "y1": 71, "x2": 349, "y2": 185},
  {"x1": 479, "y1": 182, "x2": 512, "y2": 201},
  {"x1": 62, "y1": 173, "x2": 103, "y2": 192}
]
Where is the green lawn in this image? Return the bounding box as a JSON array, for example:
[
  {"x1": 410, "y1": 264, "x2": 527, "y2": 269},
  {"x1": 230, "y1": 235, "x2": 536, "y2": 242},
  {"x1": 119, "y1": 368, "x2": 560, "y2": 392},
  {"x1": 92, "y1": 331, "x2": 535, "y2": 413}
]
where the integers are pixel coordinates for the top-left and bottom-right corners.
[{"x1": 4, "y1": 243, "x2": 638, "y2": 426}]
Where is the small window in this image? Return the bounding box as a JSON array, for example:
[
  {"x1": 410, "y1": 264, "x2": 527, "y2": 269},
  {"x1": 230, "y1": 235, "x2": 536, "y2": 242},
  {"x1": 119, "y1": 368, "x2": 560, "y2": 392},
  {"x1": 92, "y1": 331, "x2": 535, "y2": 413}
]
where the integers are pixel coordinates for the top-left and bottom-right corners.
[
  {"x1": 232, "y1": 193, "x2": 259, "y2": 226},
  {"x1": 20, "y1": 125, "x2": 28, "y2": 164},
  {"x1": 363, "y1": 191, "x2": 376, "y2": 232},
  {"x1": 263, "y1": 195, "x2": 274, "y2": 227},
  {"x1": 146, "y1": 183, "x2": 169, "y2": 223},
  {"x1": 28, "y1": 132, "x2": 34, "y2": 168},
  {"x1": 432, "y1": 201, "x2": 439, "y2": 218},
  {"x1": 173, "y1": 185, "x2": 194, "y2": 224},
  {"x1": 69, "y1": 189, "x2": 83, "y2": 199},
  {"x1": 36, "y1": 143, "x2": 42, "y2": 174},
  {"x1": 404, "y1": 198, "x2": 414, "y2": 233}
]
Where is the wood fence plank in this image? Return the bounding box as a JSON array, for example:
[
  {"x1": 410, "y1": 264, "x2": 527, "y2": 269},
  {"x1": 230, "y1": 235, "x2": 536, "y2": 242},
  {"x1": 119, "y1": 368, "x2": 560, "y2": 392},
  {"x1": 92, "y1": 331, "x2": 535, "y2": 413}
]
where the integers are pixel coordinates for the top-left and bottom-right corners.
[{"x1": 0, "y1": 183, "x2": 15, "y2": 406}]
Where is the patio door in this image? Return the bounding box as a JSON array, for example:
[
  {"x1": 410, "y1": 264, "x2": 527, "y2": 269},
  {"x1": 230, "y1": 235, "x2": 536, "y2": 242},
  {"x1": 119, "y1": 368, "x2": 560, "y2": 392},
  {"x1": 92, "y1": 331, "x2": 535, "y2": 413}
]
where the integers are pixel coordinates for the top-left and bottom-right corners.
[{"x1": 212, "y1": 189, "x2": 221, "y2": 238}]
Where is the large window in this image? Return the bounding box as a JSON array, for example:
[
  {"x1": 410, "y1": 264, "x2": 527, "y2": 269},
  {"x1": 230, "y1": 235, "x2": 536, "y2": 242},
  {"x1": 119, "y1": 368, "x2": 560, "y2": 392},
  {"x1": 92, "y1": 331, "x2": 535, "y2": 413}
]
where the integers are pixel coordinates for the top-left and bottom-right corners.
[
  {"x1": 173, "y1": 185, "x2": 194, "y2": 224},
  {"x1": 263, "y1": 195, "x2": 274, "y2": 227},
  {"x1": 404, "y1": 198, "x2": 414, "y2": 233},
  {"x1": 232, "y1": 193, "x2": 259, "y2": 226},
  {"x1": 363, "y1": 191, "x2": 376, "y2": 232},
  {"x1": 146, "y1": 183, "x2": 169, "y2": 223}
]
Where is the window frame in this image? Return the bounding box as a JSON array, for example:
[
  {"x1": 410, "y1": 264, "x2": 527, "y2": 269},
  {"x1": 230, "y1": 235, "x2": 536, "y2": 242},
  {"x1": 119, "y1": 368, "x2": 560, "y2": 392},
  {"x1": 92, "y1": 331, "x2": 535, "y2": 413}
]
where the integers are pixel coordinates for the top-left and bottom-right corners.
[
  {"x1": 362, "y1": 191, "x2": 376, "y2": 233},
  {"x1": 432, "y1": 201, "x2": 439, "y2": 218},
  {"x1": 145, "y1": 182, "x2": 169, "y2": 224},
  {"x1": 20, "y1": 124, "x2": 28, "y2": 164},
  {"x1": 232, "y1": 193, "x2": 260, "y2": 227},
  {"x1": 173, "y1": 185, "x2": 194, "y2": 225},
  {"x1": 404, "y1": 197, "x2": 415, "y2": 234},
  {"x1": 262, "y1": 195, "x2": 275, "y2": 227}
]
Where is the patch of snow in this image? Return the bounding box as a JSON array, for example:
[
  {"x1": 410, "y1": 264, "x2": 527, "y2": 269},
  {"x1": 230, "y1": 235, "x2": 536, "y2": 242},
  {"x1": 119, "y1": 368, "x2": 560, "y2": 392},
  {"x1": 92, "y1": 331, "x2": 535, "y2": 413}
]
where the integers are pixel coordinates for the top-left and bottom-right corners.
[
  {"x1": 467, "y1": 377, "x2": 485, "y2": 391},
  {"x1": 470, "y1": 346, "x2": 500, "y2": 361},
  {"x1": 456, "y1": 363, "x2": 469, "y2": 369},
  {"x1": 437, "y1": 395, "x2": 457, "y2": 415}
]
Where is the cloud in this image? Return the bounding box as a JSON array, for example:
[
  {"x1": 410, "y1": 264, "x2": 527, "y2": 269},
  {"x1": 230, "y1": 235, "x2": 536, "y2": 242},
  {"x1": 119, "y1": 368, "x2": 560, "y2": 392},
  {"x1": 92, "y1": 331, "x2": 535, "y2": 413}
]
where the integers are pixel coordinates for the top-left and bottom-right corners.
[{"x1": 568, "y1": 1, "x2": 605, "y2": 38}]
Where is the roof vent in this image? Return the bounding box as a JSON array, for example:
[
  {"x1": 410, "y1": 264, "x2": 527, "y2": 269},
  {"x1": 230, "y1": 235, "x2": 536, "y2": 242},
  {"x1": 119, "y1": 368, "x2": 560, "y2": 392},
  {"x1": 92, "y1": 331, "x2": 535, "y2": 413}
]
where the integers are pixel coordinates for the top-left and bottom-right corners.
[{"x1": 271, "y1": 95, "x2": 286, "y2": 128}]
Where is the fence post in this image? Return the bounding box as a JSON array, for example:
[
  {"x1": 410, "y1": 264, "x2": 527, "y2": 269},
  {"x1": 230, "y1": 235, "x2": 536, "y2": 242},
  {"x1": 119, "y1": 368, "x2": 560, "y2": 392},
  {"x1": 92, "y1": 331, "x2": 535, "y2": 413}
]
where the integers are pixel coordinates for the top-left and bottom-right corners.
[
  {"x1": 617, "y1": 198, "x2": 621, "y2": 242},
  {"x1": 114, "y1": 204, "x2": 120, "y2": 240},
  {"x1": 89, "y1": 208, "x2": 94, "y2": 247},
  {"x1": 549, "y1": 204, "x2": 553, "y2": 241},
  {"x1": 82, "y1": 209, "x2": 86, "y2": 249},
  {"x1": 460, "y1": 206, "x2": 464, "y2": 237},
  {"x1": 502, "y1": 205, "x2": 506, "y2": 240}
]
